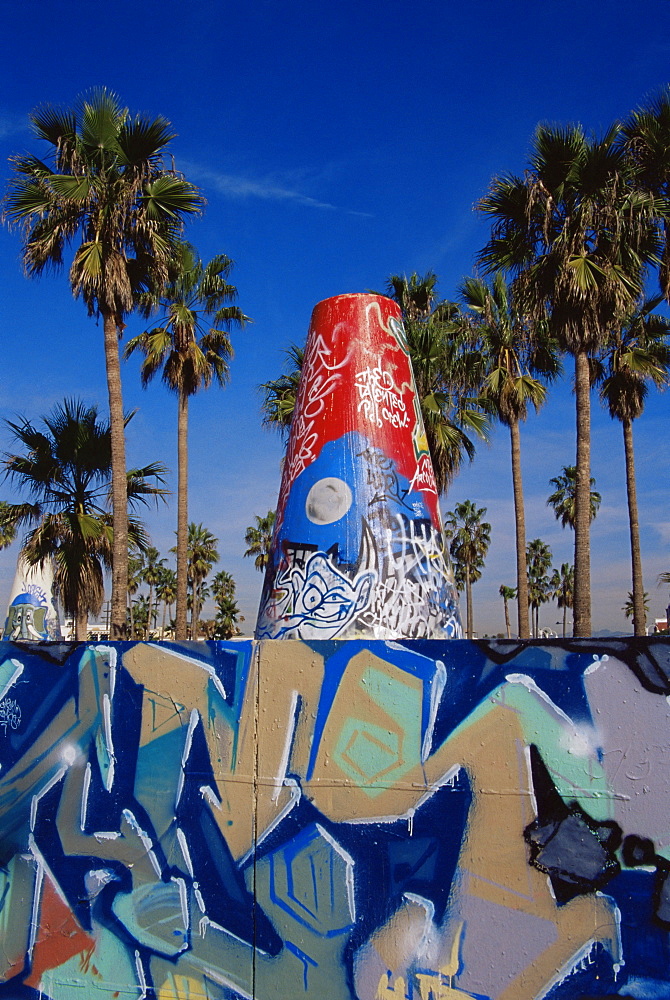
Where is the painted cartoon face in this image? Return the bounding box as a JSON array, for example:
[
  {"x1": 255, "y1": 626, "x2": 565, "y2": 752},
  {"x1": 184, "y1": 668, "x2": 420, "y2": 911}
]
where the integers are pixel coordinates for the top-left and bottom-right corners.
[
  {"x1": 3, "y1": 598, "x2": 46, "y2": 640},
  {"x1": 270, "y1": 553, "x2": 375, "y2": 639}
]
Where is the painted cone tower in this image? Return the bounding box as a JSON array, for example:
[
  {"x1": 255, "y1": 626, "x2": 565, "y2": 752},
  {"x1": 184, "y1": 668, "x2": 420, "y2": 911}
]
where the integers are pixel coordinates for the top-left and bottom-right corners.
[
  {"x1": 3, "y1": 556, "x2": 62, "y2": 640},
  {"x1": 255, "y1": 293, "x2": 462, "y2": 640}
]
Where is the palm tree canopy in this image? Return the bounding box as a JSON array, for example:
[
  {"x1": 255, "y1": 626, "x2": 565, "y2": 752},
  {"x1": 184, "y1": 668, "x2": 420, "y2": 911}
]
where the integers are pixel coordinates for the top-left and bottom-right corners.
[
  {"x1": 259, "y1": 344, "x2": 305, "y2": 437},
  {"x1": 445, "y1": 500, "x2": 492, "y2": 573},
  {"x1": 595, "y1": 295, "x2": 670, "y2": 423},
  {"x1": 125, "y1": 242, "x2": 250, "y2": 397},
  {"x1": 244, "y1": 510, "x2": 276, "y2": 571},
  {"x1": 460, "y1": 272, "x2": 560, "y2": 425},
  {"x1": 478, "y1": 123, "x2": 665, "y2": 355},
  {"x1": 4, "y1": 89, "x2": 204, "y2": 326},
  {"x1": 621, "y1": 86, "x2": 670, "y2": 299},
  {"x1": 385, "y1": 274, "x2": 489, "y2": 493},
  {"x1": 185, "y1": 523, "x2": 219, "y2": 586},
  {"x1": 623, "y1": 590, "x2": 650, "y2": 618},
  {"x1": 547, "y1": 465, "x2": 601, "y2": 529},
  {"x1": 0, "y1": 399, "x2": 167, "y2": 620}
]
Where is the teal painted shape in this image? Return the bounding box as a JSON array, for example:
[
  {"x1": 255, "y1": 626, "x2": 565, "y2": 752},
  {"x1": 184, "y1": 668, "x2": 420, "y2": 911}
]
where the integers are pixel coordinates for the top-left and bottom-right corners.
[{"x1": 333, "y1": 664, "x2": 422, "y2": 796}]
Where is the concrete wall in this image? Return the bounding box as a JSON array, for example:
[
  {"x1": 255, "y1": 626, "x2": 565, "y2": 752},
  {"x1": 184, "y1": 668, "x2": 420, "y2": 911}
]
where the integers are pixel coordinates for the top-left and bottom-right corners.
[{"x1": 0, "y1": 638, "x2": 669, "y2": 999}]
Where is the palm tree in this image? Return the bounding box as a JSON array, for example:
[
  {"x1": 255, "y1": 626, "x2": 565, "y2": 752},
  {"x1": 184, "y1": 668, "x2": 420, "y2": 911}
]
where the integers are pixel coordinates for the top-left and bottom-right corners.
[
  {"x1": 499, "y1": 584, "x2": 516, "y2": 638},
  {"x1": 547, "y1": 466, "x2": 601, "y2": 530},
  {"x1": 260, "y1": 345, "x2": 305, "y2": 439},
  {"x1": 156, "y1": 566, "x2": 177, "y2": 637},
  {"x1": 212, "y1": 596, "x2": 243, "y2": 639},
  {"x1": 479, "y1": 123, "x2": 663, "y2": 635},
  {"x1": 125, "y1": 242, "x2": 248, "y2": 640},
  {"x1": 185, "y1": 522, "x2": 219, "y2": 639},
  {"x1": 550, "y1": 562, "x2": 574, "y2": 638},
  {"x1": 622, "y1": 86, "x2": 670, "y2": 300},
  {"x1": 385, "y1": 273, "x2": 489, "y2": 494},
  {"x1": 243, "y1": 511, "x2": 276, "y2": 571},
  {"x1": 3, "y1": 89, "x2": 202, "y2": 637},
  {"x1": 461, "y1": 272, "x2": 559, "y2": 638},
  {"x1": 212, "y1": 569, "x2": 235, "y2": 602},
  {"x1": 526, "y1": 539, "x2": 553, "y2": 638},
  {"x1": 141, "y1": 546, "x2": 165, "y2": 639},
  {"x1": 623, "y1": 590, "x2": 650, "y2": 624},
  {"x1": 596, "y1": 296, "x2": 670, "y2": 635},
  {"x1": 0, "y1": 399, "x2": 167, "y2": 639},
  {"x1": 445, "y1": 500, "x2": 492, "y2": 638},
  {"x1": 211, "y1": 570, "x2": 242, "y2": 638}
]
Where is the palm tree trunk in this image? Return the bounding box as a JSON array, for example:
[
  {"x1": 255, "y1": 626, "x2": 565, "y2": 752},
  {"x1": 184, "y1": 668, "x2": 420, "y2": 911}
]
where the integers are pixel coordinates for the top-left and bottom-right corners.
[
  {"x1": 563, "y1": 603, "x2": 567, "y2": 639},
  {"x1": 75, "y1": 608, "x2": 88, "y2": 642},
  {"x1": 128, "y1": 596, "x2": 135, "y2": 639},
  {"x1": 103, "y1": 311, "x2": 129, "y2": 639},
  {"x1": 466, "y1": 567, "x2": 473, "y2": 639},
  {"x1": 503, "y1": 597, "x2": 511, "y2": 639},
  {"x1": 510, "y1": 420, "x2": 529, "y2": 639},
  {"x1": 147, "y1": 583, "x2": 154, "y2": 639},
  {"x1": 573, "y1": 351, "x2": 592, "y2": 636},
  {"x1": 176, "y1": 390, "x2": 189, "y2": 640},
  {"x1": 623, "y1": 418, "x2": 646, "y2": 636},
  {"x1": 161, "y1": 600, "x2": 167, "y2": 637},
  {"x1": 193, "y1": 580, "x2": 201, "y2": 640}
]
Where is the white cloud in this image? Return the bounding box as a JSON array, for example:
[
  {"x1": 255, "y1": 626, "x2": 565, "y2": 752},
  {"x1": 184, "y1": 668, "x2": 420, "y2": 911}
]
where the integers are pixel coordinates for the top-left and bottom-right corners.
[{"x1": 184, "y1": 161, "x2": 373, "y2": 218}]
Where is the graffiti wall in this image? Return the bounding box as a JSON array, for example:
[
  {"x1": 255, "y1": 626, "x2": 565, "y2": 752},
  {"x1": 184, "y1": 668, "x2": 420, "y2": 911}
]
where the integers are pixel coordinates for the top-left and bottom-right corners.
[
  {"x1": 255, "y1": 294, "x2": 461, "y2": 640},
  {"x1": 1, "y1": 637, "x2": 669, "y2": 999}
]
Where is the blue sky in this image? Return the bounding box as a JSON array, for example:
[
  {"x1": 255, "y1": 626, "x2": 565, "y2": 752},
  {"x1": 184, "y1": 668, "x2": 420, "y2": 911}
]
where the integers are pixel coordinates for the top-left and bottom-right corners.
[{"x1": 1, "y1": 0, "x2": 670, "y2": 636}]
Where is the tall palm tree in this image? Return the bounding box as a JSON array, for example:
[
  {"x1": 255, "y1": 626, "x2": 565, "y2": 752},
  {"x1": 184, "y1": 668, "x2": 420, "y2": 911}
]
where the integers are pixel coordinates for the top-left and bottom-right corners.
[
  {"x1": 243, "y1": 511, "x2": 276, "y2": 571},
  {"x1": 3, "y1": 89, "x2": 202, "y2": 637},
  {"x1": 596, "y1": 296, "x2": 670, "y2": 635},
  {"x1": 461, "y1": 272, "x2": 559, "y2": 638},
  {"x1": 550, "y1": 562, "x2": 574, "y2": 638},
  {"x1": 479, "y1": 123, "x2": 663, "y2": 635},
  {"x1": 185, "y1": 522, "x2": 219, "y2": 640},
  {"x1": 547, "y1": 466, "x2": 601, "y2": 530},
  {"x1": 445, "y1": 500, "x2": 492, "y2": 638},
  {"x1": 0, "y1": 399, "x2": 167, "y2": 639},
  {"x1": 526, "y1": 538, "x2": 553, "y2": 638},
  {"x1": 125, "y1": 242, "x2": 248, "y2": 640},
  {"x1": 499, "y1": 584, "x2": 516, "y2": 638},
  {"x1": 141, "y1": 545, "x2": 165, "y2": 639}
]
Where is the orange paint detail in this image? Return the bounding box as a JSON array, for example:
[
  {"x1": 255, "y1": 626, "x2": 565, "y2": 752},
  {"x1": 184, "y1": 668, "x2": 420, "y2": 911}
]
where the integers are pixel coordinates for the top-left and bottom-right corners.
[{"x1": 24, "y1": 875, "x2": 95, "y2": 987}]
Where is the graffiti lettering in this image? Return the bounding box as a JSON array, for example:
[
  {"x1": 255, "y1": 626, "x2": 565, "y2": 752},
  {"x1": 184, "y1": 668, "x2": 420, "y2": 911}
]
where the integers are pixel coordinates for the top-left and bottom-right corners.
[
  {"x1": 355, "y1": 365, "x2": 409, "y2": 430},
  {"x1": 357, "y1": 444, "x2": 411, "y2": 510},
  {"x1": 0, "y1": 696, "x2": 20, "y2": 733},
  {"x1": 283, "y1": 333, "x2": 350, "y2": 488}
]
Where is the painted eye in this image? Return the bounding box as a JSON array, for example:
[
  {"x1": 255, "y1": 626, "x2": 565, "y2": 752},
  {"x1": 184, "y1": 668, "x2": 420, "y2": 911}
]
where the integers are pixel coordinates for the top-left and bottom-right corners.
[{"x1": 302, "y1": 584, "x2": 323, "y2": 611}]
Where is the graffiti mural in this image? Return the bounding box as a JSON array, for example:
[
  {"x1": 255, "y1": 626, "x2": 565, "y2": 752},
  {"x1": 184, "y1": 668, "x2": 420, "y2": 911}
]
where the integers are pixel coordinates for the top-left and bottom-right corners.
[
  {"x1": 255, "y1": 294, "x2": 461, "y2": 640},
  {"x1": 1, "y1": 637, "x2": 669, "y2": 999}
]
